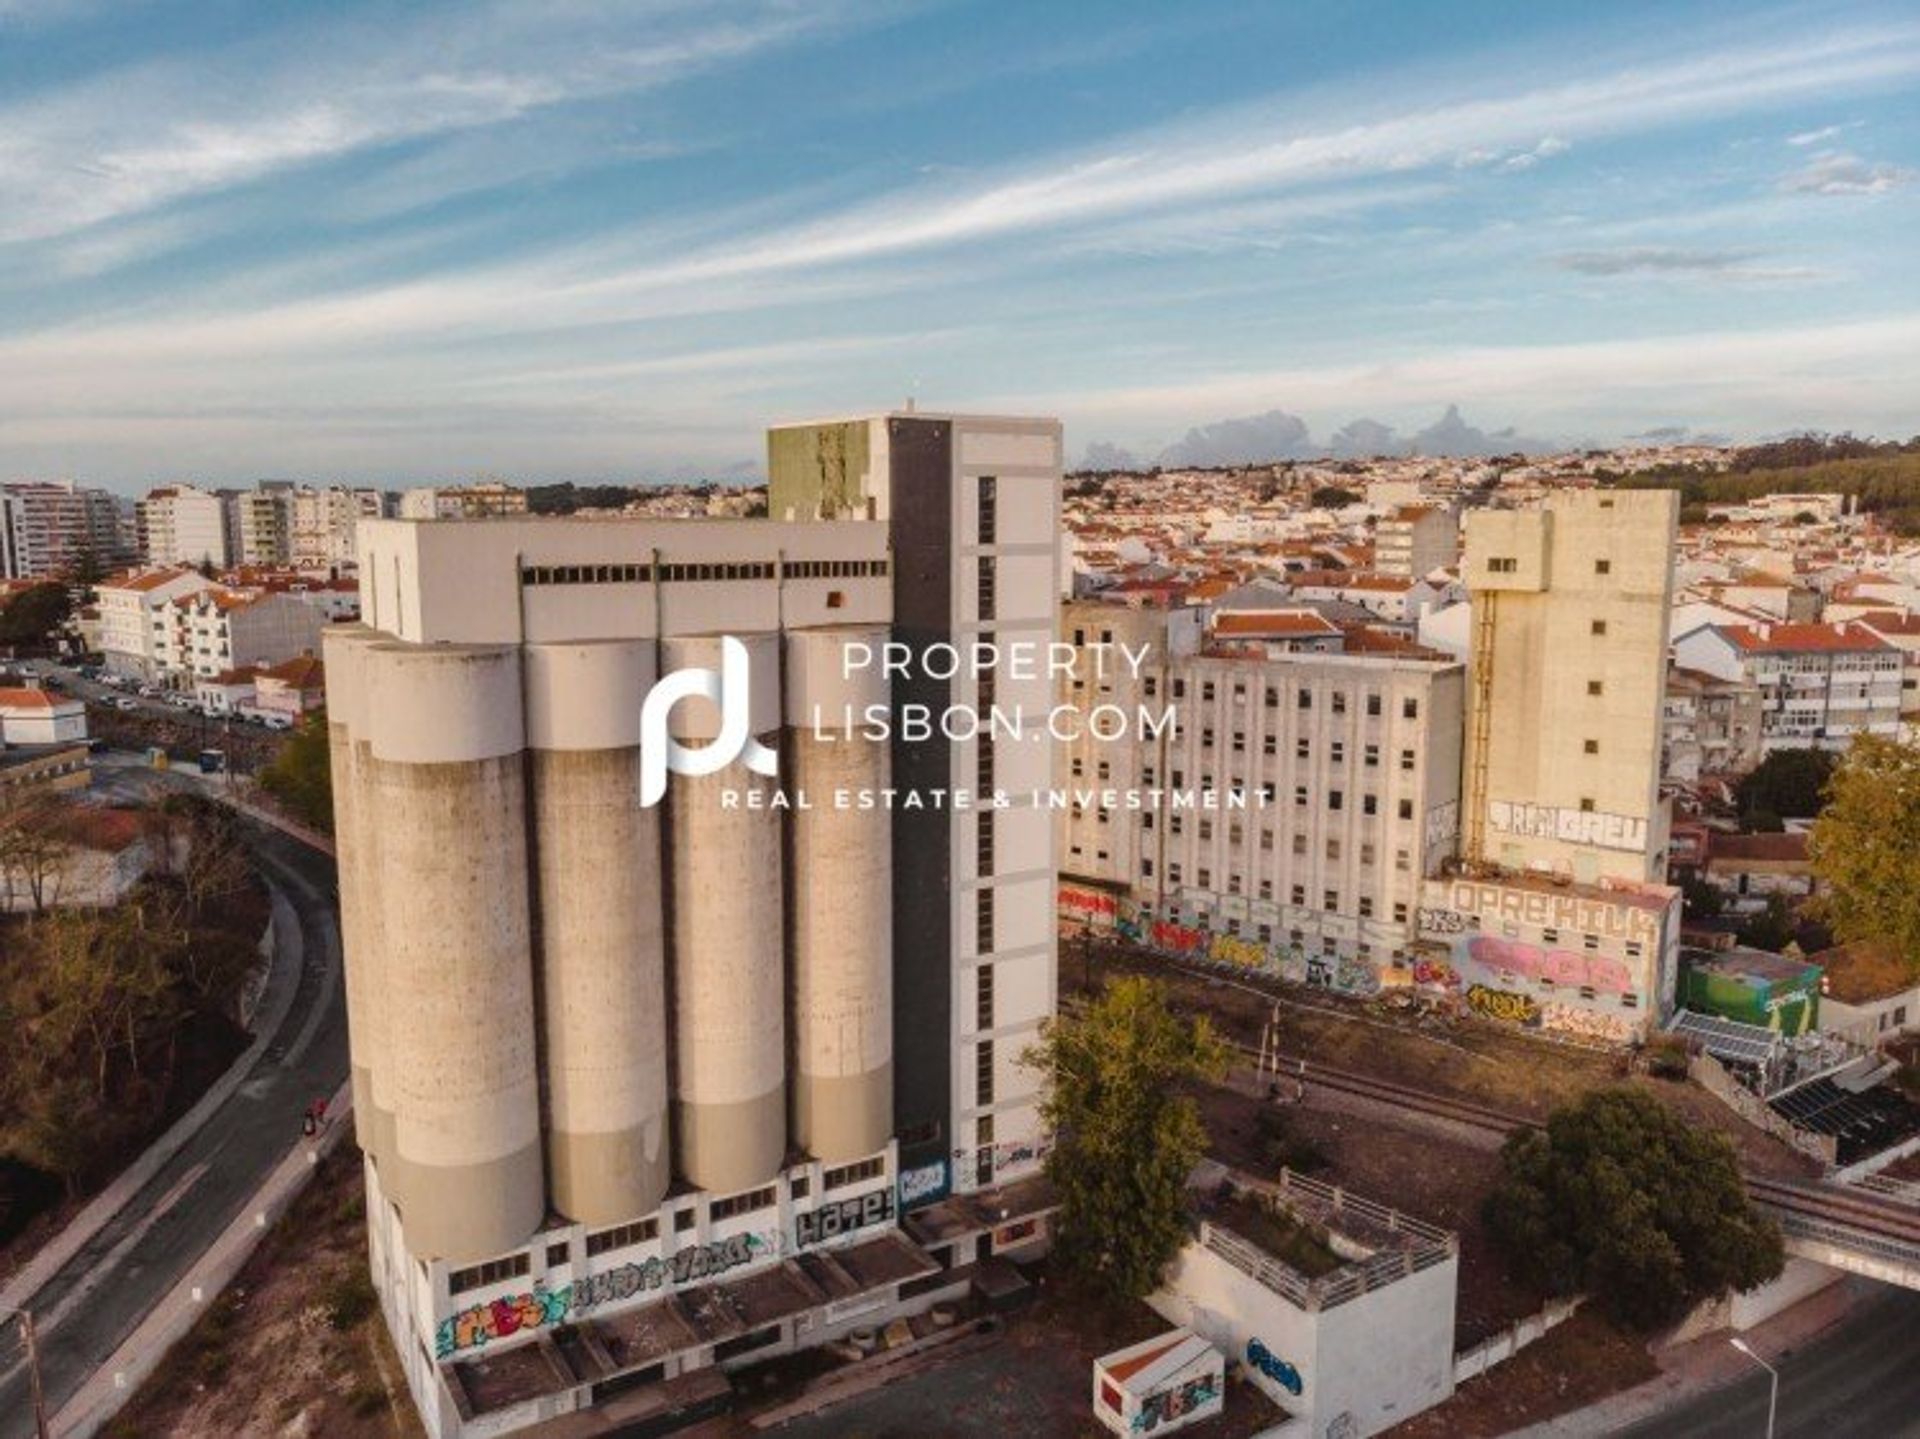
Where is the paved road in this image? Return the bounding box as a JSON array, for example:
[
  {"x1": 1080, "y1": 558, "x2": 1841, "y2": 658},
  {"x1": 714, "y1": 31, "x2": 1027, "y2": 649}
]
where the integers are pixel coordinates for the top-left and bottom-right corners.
[
  {"x1": 0, "y1": 782, "x2": 345, "y2": 1439},
  {"x1": 1614, "y1": 1286, "x2": 1920, "y2": 1439}
]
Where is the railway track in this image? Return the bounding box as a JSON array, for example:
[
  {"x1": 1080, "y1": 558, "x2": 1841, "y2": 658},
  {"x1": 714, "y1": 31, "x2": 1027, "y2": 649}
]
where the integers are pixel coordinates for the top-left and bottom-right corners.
[{"x1": 1224, "y1": 1040, "x2": 1920, "y2": 1249}]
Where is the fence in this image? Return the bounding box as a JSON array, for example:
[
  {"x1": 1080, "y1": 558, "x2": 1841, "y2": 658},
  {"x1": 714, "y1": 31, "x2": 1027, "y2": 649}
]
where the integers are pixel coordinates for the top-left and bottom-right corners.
[
  {"x1": 1452, "y1": 1297, "x2": 1584, "y2": 1384},
  {"x1": 1690, "y1": 1052, "x2": 1838, "y2": 1166}
]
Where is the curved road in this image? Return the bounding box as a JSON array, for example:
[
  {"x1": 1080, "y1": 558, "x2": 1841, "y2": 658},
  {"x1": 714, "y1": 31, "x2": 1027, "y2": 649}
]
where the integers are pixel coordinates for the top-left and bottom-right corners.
[{"x1": 0, "y1": 802, "x2": 345, "y2": 1439}]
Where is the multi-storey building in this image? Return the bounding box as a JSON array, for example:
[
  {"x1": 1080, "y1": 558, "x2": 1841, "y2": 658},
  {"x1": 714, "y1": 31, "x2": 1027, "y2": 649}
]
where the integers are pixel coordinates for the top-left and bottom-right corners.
[
  {"x1": 1671, "y1": 620, "x2": 1903, "y2": 754},
  {"x1": 329, "y1": 410, "x2": 1061, "y2": 1439},
  {"x1": 95, "y1": 567, "x2": 219, "y2": 679},
  {"x1": 1375, "y1": 504, "x2": 1459, "y2": 578},
  {"x1": 0, "y1": 481, "x2": 129, "y2": 579},
  {"x1": 136, "y1": 483, "x2": 229, "y2": 568},
  {"x1": 396, "y1": 481, "x2": 526, "y2": 520},
  {"x1": 1058, "y1": 599, "x2": 1466, "y2": 991},
  {"x1": 1662, "y1": 665, "x2": 1763, "y2": 782},
  {"x1": 152, "y1": 589, "x2": 326, "y2": 683},
  {"x1": 291, "y1": 485, "x2": 386, "y2": 568},
  {"x1": 1417, "y1": 491, "x2": 1683, "y2": 1044},
  {"x1": 233, "y1": 482, "x2": 296, "y2": 565}
]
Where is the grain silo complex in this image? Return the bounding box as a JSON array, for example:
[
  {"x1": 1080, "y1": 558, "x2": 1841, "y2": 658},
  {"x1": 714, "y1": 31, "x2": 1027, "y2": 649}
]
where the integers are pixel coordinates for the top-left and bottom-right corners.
[{"x1": 330, "y1": 412, "x2": 1063, "y2": 1439}]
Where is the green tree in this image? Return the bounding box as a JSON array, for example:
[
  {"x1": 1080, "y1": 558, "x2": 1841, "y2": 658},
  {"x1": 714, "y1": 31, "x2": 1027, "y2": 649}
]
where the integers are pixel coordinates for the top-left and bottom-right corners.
[
  {"x1": 1808, "y1": 735, "x2": 1920, "y2": 979},
  {"x1": 1735, "y1": 893, "x2": 1796, "y2": 952},
  {"x1": 1484, "y1": 1088, "x2": 1783, "y2": 1330},
  {"x1": 257, "y1": 711, "x2": 334, "y2": 833},
  {"x1": 1733, "y1": 748, "x2": 1836, "y2": 823},
  {"x1": 1310, "y1": 485, "x2": 1361, "y2": 509},
  {"x1": 0, "y1": 582, "x2": 72, "y2": 648},
  {"x1": 1029, "y1": 976, "x2": 1227, "y2": 1298}
]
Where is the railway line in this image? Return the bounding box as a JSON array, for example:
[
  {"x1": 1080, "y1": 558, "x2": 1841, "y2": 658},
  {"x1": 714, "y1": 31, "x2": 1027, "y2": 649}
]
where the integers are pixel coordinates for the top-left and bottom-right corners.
[{"x1": 1223, "y1": 1040, "x2": 1920, "y2": 1252}]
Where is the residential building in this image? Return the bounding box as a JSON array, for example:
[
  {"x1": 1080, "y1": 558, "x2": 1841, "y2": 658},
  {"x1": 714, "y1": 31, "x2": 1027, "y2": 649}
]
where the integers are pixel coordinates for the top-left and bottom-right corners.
[
  {"x1": 1700, "y1": 831, "x2": 1819, "y2": 915},
  {"x1": 1663, "y1": 665, "x2": 1762, "y2": 783},
  {"x1": 233, "y1": 482, "x2": 296, "y2": 565},
  {"x1": 137, "y1": 483, "x2": 229, "y2": 568},
  {"x1": 1671, "y1": 621, "x2": 1903, "y2": 753},
  {"x1": 331, "y1": 410, "x2": 1062, "y2": 1439},
  {"x1": 0, "y1": 806, "x2": 155, "y2": 912},
  {"x1": 1808, "y1": 941, "x2": 1919, "y2": 1047},
  {"x1": 1375, "y1": 504, "x2": 1459, "y2": 578},
  {"x1": 153, "y1": 590, "x2": 325, "y2": 683},
  {"x1": 0, "y1": 481, "x2": 129, "y2": 579},
  {"x1": 291, "y1": 485, "x2": 386, "y2": 568},
  {"x1": 96, "y1": 567, "x2": 219, "y2": 679},
  {"x1": 250, "y1": 654, "x2": 326, "y2": 718},
  {"x1": 396, "y1": 482, "x2": 527, "y2": 520}
]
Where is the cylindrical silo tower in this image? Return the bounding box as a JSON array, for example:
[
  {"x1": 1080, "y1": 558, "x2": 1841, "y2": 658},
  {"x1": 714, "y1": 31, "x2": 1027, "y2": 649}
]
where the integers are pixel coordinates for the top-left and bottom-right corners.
[
  {"x1": 363, "y1": 642, "x2": 545, "y2": 1261},
  {"x1": 320, "y1": 624, "x2": 393, "y2": 1167},
  {"x1": 525, "y1": 639, "x2": 671, "y2": 1225},
  {"x1": 785, "y1": 627, "x2": 894, "y2": 1162},
  {"x1": 663, "y1": 632, "x2": 787, "y2": 1195}
]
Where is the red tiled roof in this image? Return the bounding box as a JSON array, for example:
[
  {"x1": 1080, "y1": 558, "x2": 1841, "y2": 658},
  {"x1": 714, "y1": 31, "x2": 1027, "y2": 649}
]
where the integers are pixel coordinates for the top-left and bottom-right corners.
[
  {"x1": 1722, "y1": 622, "x2": 1892, "y2": 654},
  {"x1": 1213, "y1": 611, "x2": 1340, "y2": 638},
  {"x1": 1707, "y1": 832, "x2": 1809, "y2": 865},
  {"x1": 259, "y1": 654, "x2": 324, "y2": 688},
  {"x1": 0, "y1": 687, "x2": 63, "y2": 710}
]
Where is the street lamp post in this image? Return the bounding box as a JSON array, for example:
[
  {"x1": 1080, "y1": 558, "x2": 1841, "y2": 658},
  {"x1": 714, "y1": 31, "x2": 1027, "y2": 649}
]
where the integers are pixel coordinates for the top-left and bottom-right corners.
[
  {"x1": 3, "y1": 1307, "x2": 50, "y2": 1439},
  {"x1": 1729, "y1": 1336, "x2": 1779, "y2": 1439}
]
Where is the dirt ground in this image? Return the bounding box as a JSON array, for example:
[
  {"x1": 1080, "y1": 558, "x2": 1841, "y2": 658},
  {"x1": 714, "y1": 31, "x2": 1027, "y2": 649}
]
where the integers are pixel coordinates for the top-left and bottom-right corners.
[
  {"x1": 105, "y1": 1146, "x2": 423, "y2": 1439},
  {"x1": 1385, "y1": 1310, "x2": 1659, "y2": 1437}
]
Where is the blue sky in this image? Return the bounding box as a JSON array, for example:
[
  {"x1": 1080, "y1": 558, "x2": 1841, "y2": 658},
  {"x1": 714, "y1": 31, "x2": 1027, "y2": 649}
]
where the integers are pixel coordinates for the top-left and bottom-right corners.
[{"x1": 0, "y1": 0, "x2": 1916, "y2": 487}]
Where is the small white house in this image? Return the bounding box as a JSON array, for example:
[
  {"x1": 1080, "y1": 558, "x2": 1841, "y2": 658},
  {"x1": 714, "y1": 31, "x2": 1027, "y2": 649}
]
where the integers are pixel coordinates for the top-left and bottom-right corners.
[
  {"x1": 0, "y1": 686, "x2": 88, "y2": 745},
  {"x1": 1092, "y1": 1329, "x2": 1224, "y2": 1437}
]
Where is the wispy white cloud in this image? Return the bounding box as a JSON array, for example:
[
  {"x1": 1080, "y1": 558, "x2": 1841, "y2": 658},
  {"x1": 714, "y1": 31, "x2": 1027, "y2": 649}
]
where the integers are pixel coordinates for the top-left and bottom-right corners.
[
  {"x1": 1785, "y1": 121, "x2": 1862, "y2": 146},
  {"x1": 1552, "y1": 246, "x2": 1827, "y2": 283},
  {"x1": 1780, "y1": 148, "x2": 1916, "y2": 195},
  {"x1": 0, "y1": 0, "x2": 865, "y2": 244}
]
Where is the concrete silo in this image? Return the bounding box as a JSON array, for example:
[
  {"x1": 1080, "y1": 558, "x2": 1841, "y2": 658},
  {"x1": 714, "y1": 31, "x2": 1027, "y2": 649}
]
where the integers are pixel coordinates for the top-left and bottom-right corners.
[
  {"x1": 320, "y1": 624, "x2": 393, "y2": 1169},
  {"x1": 525, "y1": 640, "x2": 671, "y2": 1225},
  {"x1": 785, "y1": 627, "x2": 893, "y2": 1162},
  {"x1": 363, "y1": 641, "x2": 545, "y2": 1261},
  {"x1": 662, "y1": 632, "x2": 787, "y2": 1195}
]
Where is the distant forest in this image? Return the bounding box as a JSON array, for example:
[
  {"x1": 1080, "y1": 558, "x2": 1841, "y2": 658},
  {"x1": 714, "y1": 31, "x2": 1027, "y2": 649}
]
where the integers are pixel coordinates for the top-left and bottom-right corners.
[{"x1": 1604, "y1": 435, "x2": 1920, "y2": 533}]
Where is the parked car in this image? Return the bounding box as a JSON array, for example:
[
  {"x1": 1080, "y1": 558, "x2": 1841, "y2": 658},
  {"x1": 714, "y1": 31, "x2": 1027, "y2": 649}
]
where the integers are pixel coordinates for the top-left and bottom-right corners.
[{"x1": 113, "y1": 696, "x2": 137, "y2": 710}]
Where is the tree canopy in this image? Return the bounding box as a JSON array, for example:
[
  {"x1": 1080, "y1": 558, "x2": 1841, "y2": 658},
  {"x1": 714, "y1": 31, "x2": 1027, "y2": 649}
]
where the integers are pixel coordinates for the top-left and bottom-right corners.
[
  {"x1": 1310, "y1": 485, "x2": 1361, "y2": 510},
  {"x1": 257, "y1": 711, "x2": 334, "y2": 833},
  {"x1": 1733, "y1": 747, "x2": 1836, "y2": 824},
  {"x1": 1484, "y1": 1088, "x2": 1783, "y2": 1330},
  {"x1": 0, "y1": 581, "x2": 72, "y2": 648},
  {"x1": 1809, "y1": 735, "x2": 1920, "y2": 979},
  {"x1": 1029, "y1": 976, "x2": 1227, "y2": 1298}
]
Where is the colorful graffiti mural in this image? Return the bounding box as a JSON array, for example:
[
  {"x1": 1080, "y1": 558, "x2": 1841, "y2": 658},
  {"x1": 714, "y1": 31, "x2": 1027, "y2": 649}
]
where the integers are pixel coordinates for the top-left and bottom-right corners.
[
  {"x1": 1411, "y1": 956, "x2": 1461, "y2": 991},
  {"x1": 1060, "y1": 885, "x2": 1121, "y2": 928},
  {"x1": 1466, "y1": 984, "x2": 1539, "y2": 1025},
  {"x1": 898, "y1": 1160, "x2": 950, "y2": 1210},
  {"x1": 436, "y1": 1284, "x2": 571, "y2": 1359},
  {"x1": 569, "y1": 1232, "x2": 769, "y2": 1318},
  {"x1": 1464, "y1": 935, "x2": 1632, "y2": 994},
  {"x1": 1245, "y1": 1337, "x2": 1303, "y2": 1396},
  {"x1": 1133, "y1": 1374, "x2": 1221, "y2": 1432},
  {"x1": 1538, "y1": 1001, "x2": 1632, "y2": 1043}
]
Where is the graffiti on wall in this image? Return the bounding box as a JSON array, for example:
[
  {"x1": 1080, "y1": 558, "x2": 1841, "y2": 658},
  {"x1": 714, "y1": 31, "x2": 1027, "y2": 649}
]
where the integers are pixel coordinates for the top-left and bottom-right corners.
[
  {"x1": 1133, "y1": 1374, "x2": 1221, "y2": 1432},
  {"x1": 1060, "y1": 885, "x2": 1120, "y2": 927},
  {"x1": 1466, "y1": 984, "x2": 1539, "y2": 1025},
  {"x1": 570, "y1": 1232, "x2": 769, "y2": 1317},
  {"x1": 1417, "y1": 906, "x2": 1471, "y2": 937},
  {"x1": 898, "y1": 1160, "x2": 949, "y2": 1210},
  {"x1": 1487, "y1": 800, "x2": 1648, "y2": 855},
  {"x1": 1245, "y1": 1337, "x2": 1304, "y2": 1396},
  {"x1": 796, "y1": 1188, "x2": 895, "y2": 1248},
  {"x1": 436, "y1": 1284, "x2": 571, "y2": 1359},
  {"x1": 1539, "y1": 1002, "x2": 1632, "y2": 1043},
  {"x1": 1411, "y1": 956, "x2": 1461, "y2": 991},
  {"x1": 1427, "y1": 878, "x2": 1663, "y2": 944},
  {"x1": 1464, "y1": 935, "x2": 1633, "y2": 995}
]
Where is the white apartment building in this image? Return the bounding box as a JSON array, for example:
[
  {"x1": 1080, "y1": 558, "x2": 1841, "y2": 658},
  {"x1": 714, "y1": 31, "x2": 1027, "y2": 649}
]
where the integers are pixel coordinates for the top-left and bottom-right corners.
[
  {"x1": 96, "y1": 567, "x2": 219, "y2": 679},
  {"x1": 1, "y1": 481, "x2": 129, "y2": 579},
  {"x1": 292, "y1": 485, "x2": 386, "y2": 568},
  {"x1": 137, "y1": 484, "x2": 229, "y2": 568},
  {"x1": 331, "y1": 410, "x2": 1062, "y2": 1439},
  {"x1": 1671, "y1": 621, "x2": 1903, "y2": 754},
  {"x1": 153, "y1": 590, "x2": 326, "y2": 683},
  {"x1": 1058, "y1": 598, "x2": 1466, "y2": 994}
]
